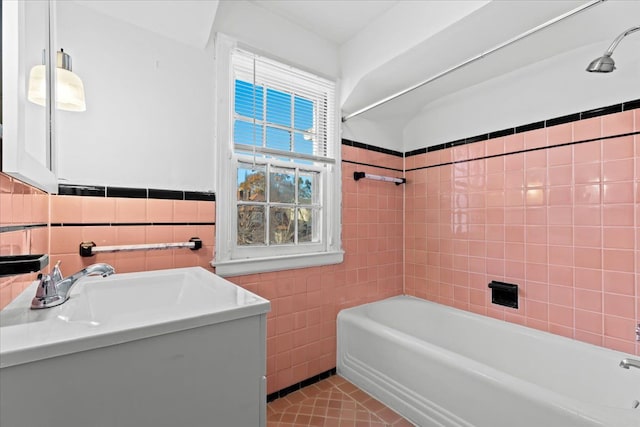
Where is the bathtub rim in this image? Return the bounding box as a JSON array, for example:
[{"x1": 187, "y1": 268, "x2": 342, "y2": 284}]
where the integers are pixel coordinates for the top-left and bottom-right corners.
[{"x1": 341, "y1": 294, "x2": 636, "y2": 361}]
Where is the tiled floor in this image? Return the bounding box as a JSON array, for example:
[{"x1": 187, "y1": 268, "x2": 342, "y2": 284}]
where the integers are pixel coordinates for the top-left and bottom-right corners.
[{"x1": 267, "y1": 375, "x2": 414, "y2": 427}]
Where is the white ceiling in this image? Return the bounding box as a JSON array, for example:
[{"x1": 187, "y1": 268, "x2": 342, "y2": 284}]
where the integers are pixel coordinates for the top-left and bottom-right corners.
[{"x1": 250, "y1": 0, "x2": 399, "y2": 45}]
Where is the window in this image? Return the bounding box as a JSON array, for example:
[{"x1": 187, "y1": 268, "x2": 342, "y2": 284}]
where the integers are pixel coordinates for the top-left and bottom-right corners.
[{"x1": 214, "y1": 36, "x2": 342, "y2": 276}]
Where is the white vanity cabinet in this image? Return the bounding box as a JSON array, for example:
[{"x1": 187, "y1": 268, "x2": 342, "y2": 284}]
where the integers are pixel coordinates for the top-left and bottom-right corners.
[{"x1": 0, "y1": 267, "x2": 270, "y2": 427}]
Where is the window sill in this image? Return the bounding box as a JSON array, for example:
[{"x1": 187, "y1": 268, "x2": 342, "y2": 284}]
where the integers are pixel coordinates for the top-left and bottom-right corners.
[{"x1": 212, "y1": 250, "x2": 344, "y2": 277}]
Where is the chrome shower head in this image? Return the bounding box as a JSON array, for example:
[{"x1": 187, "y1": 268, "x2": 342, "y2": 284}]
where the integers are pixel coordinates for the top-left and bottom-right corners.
[
  {"x1": 586, "y1": 54, "x2": 615, "y2": 73},
  {"x1": 586, "y1": 25, "x2": 640, "y2": 73}
]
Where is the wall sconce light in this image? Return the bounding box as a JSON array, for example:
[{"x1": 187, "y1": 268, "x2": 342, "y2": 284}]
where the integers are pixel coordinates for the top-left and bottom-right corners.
[{"x1": 28, "y1": 49, "x2": 86, "y2": 112}]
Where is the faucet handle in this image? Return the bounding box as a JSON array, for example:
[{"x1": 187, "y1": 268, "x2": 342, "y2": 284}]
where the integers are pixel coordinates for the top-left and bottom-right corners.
[
  {"x1": 34, "y1": 274, "x2": 56, "y2": 299},
  {"x1": 51, "y1": 260, "x2": 63, "y2": 283},
  {"x1": 31, "y1": 274, "x2": 64, "y2": 309}
]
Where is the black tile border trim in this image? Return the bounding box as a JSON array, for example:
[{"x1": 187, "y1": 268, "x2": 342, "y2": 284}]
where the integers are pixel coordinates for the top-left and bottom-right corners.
[
  {"x1": 488, "y1": 128, "x2": 516, "y2": 139},
  {"x1": 624, "y1": 99, "x2": 640, "y2": 110},
  {"x1": 0, "y1": 224, "x2": 48, "y2": 234},
  {"x1": 58, "y1": 184, "x2": 216, "y2": 202},
  {"x1": 266, "y1": 367, "x2": 337, "y2": 402},
  {"x1": 405, "y1": 98, "x2": 640, "y2": 157},
  {"x1": 107, "y1": 187, "x2": 147, "y2": 199},
  {"x1": 406, "y1": 131, "x2": 640, "y2": 173},
  {"x1": 342, "y1": 159, "x2": 403, "y2": 173},
  {"x1": 185, "y1": 191, "x2": 217, "y2": 202},
  {"x1": 57, "y1": 185, "x2": 106, "y2": 197},
  {"x1": 50, "y1": 222, "x2": 215, "y2": 228},
  {"x1": 515, "y1": 120, "x2": 545, "y2": 134},
  {"x1": 148, "y1": 189, "x2": 183, "y2": 200},
  {"x1": 342, "y1": 138, "x2": 403, "y2": 158},
  {"x1": 408, "y1": 148, "x2": 428, "y2": 156},
  {"x1": 545, "y1": 112, "x2": 581, "y2": 128},
  {"x1": 580, "y1": 103, "x2": 622, "y2": 119}
]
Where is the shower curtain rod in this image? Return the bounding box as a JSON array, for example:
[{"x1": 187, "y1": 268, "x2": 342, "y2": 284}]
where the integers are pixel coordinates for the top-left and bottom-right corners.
[{"x1": 341, "y1": 0, "x2": 605, "y2": 122}]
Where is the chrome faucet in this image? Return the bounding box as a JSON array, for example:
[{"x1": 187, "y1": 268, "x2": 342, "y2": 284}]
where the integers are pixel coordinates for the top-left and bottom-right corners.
[
  {"x1": 619, "y1": 358, "x2": 640, "y2": 370},
  {"x1": 31, "y1": 261, "x2": 115, "y2": 309}
]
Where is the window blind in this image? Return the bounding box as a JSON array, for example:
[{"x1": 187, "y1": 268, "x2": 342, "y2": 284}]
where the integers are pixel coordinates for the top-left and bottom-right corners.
[{"x1": 231, "y1": 48, "x2": 336, "y2": 164}]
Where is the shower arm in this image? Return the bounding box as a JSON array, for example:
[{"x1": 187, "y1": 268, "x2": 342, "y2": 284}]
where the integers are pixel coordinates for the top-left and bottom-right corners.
[
  {"x1": 601, "y1": 25, "x2": 640, "y2": 57},
  {"x1": 341, "y1": 0, "x2": 606, "y2": 122}
]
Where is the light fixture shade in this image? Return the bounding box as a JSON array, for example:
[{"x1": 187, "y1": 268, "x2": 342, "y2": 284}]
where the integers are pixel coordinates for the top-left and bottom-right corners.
[
  {"x1": 27, "y1": 65, "x2": 47, "y2": 107},
  {"x1": 27, "y1": 50, "x2": 86, "y2": 112},
  {"x1": 56, "y1": 68, "x2": 86, "y2": 111}
]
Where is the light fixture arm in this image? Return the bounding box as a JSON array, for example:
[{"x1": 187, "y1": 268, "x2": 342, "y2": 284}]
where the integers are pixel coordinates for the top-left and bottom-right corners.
[
  {"x1": 57, "y1": 49, "x2": 72, "y2": 72},
  {"x1": 601, "y1": 25, "x2": 640, "y2": 57}
]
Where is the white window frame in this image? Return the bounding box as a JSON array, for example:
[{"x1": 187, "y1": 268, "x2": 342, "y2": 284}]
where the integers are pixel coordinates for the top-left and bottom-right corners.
[{"x1": 212, "y1": 34, "x2": 343, "y2": 277}]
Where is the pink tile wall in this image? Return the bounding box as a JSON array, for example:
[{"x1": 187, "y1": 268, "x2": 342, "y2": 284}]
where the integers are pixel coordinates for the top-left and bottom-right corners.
[
  {"x1": 0, "y1": 173, "x2": 50, "y2": 309},
  {"x1": 48, "y1": 195, "x2": 215, "y2": 277},
  {"x1": 230, "y1": 146, "x2": 404, "y2": 394},
  {"x1": 405, "y1": 109, "x2": 640, "y2": 355}
]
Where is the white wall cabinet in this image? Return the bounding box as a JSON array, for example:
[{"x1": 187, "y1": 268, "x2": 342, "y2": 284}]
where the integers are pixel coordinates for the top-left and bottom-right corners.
[{"x1": 2, "y1": 0, "x2": 58, "y2": 193}]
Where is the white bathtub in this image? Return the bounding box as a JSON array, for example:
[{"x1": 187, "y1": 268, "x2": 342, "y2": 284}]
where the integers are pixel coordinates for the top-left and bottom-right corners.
[{"x1": 337, "y1": 295, "x2": 640, "y2": 427}]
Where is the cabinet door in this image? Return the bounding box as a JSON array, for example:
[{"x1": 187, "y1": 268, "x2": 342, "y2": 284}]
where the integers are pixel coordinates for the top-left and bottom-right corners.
[{"x1": 2, "y1": 0, "x2": 58, "y2": 193}]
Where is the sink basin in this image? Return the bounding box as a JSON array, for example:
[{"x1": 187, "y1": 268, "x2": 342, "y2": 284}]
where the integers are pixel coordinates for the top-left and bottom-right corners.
[
  {"x1": 0, "y1": 267, "x2": 270, "y2": 368},
  {"x1": 61, "y1": 267, "x2": 262, "y2": 325}
]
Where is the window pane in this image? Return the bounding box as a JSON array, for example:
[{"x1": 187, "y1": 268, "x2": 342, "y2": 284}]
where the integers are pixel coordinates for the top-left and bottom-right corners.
[
  {"x1": 266, "y1": 126, "x2": 291, "y2": 152},
  {"x1": 294, "y1": 132, "x2": 313, "y2": 156},
  {"x1": 237, "y1": 205, "x2": 266, "y2": 246},
  {"x1": 294, "y1": 96, "x2": 313, "y2": 131},
  {"x1": 297, "y1": 208, "x2": 317, "y2": 243},
  {"x1": 269, "y1": 207, "x2": 295, "y2": 245},
  {"x1": 234, "y1": 120, "x2": 263, "y2": 146},
  {"x1": 238, "y1": 164, "x2": 266, "y2": 202},
  {"x1": 298, "y1": 171, "x2": 316, "y2": 205},
  {"x1": 235, "y1": 80, "x2": 263, "y2": 120},
  {"x1": 269, "y1": 167, "x2": 295, "y2": 203},
  {"x1": 266, "y1": 88, "x2": 291, "y2": 127}
]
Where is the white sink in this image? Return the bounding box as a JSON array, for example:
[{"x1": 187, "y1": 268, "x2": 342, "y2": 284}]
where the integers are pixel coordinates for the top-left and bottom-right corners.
[{"x1": 0, "y1": 267, "x2": 270, "y2": 368}]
